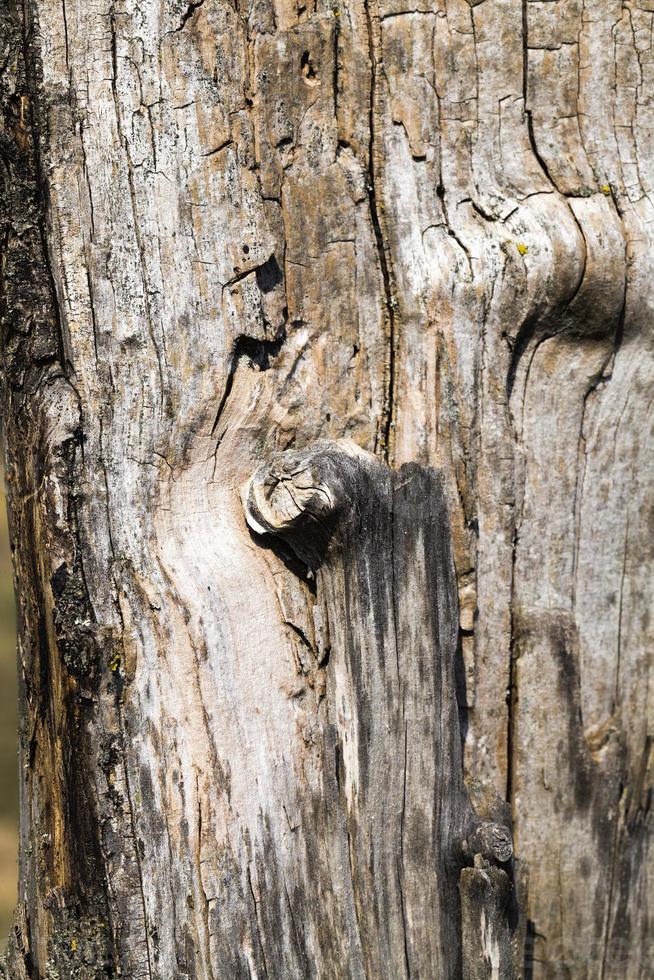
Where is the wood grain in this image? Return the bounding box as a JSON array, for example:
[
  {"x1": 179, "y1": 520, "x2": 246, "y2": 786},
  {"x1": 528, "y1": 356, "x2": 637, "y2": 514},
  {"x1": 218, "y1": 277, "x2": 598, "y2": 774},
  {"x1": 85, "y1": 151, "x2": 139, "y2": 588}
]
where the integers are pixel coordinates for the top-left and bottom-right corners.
[{"x1": 0, "y1": 0, "x2": 651, "y2": 975}]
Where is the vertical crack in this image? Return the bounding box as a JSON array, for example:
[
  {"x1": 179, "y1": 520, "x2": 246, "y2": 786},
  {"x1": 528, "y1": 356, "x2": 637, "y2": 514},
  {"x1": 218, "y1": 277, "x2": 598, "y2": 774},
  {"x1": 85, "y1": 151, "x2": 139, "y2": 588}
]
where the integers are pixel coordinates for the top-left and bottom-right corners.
[
  {"x1": 247, "y1": 863, "x2": 269, "y2": 979},
  {"x1": 363, "y1": 0, "x2": 397, "y2": 463},
  {"x1": 505, "y1": 520, "x2": 519, "y2": 808},
  {"x1": 521, "y1": 0, "x2": 556, "y2": 191}
]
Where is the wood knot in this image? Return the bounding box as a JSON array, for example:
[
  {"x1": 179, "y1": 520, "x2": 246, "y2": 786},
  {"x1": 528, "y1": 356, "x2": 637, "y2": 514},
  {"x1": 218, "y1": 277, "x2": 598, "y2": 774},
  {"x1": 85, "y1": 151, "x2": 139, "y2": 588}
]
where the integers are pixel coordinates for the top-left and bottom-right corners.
[
  {"x1": 243, "y1": 453, "x2": 336, "y2": 536},
  {"x1": 241, "y1": 439, "x2": 373, "y2": 567},
  {"x1": 469, "y1": 821, "x2": 514, "y2": 865}
]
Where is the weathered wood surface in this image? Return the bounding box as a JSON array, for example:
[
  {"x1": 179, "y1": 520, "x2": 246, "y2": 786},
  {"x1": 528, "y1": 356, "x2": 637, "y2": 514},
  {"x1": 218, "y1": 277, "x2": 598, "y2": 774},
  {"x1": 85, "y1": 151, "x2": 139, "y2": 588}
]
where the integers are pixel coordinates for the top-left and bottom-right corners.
[
  {"x1": 0, "y1": 0, "x2": 651, "y2": 975},
  {"x1": 244, "y1": 440, "x2": 515, "y2": 977}
]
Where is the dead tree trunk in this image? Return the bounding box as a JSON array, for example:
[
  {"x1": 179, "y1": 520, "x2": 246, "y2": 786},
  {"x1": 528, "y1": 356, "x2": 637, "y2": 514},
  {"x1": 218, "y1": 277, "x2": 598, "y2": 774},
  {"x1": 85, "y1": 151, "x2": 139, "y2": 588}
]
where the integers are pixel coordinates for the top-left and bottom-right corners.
[
  {"x1": 0, "y1": 0, "x2": 651, "y2": 977},
  {"x1": 243, "y1": 441, "x2": 516, "y2": 977}
]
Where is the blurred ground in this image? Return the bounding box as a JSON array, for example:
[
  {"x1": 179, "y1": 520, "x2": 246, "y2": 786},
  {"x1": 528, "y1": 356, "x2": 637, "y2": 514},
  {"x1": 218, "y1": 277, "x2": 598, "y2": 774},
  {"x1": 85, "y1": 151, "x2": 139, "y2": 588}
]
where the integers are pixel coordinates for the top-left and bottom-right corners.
[{"x1": 0, "y1": 472, "x2": 17, "y2": 939}]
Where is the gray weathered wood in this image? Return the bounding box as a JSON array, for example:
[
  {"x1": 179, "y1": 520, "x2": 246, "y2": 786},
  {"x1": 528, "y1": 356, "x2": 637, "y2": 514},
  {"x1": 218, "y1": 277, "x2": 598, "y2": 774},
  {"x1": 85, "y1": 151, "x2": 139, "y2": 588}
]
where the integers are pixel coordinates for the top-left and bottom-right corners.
[
  {"x1": 244, "y1": 439, "x2": 516, "y2": 977},
  {"x1": 0, "y1": 0, "x2": 652, "y2": 975}
]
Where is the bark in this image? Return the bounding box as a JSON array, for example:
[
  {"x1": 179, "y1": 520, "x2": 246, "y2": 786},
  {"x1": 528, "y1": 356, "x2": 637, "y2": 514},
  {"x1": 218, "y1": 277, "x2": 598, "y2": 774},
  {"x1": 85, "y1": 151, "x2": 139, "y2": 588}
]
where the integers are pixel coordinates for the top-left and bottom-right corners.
[{"x1": 0, "y1": 0, "x2": 651, "y2": 977}]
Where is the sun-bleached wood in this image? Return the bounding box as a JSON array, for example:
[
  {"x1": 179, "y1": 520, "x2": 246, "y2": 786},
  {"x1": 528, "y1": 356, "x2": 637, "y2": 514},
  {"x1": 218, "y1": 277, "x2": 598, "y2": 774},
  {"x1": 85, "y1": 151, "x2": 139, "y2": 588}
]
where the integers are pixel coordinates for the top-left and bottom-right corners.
[{"x1": 0, "y1": 0, "x2": 652, "y2": 976}]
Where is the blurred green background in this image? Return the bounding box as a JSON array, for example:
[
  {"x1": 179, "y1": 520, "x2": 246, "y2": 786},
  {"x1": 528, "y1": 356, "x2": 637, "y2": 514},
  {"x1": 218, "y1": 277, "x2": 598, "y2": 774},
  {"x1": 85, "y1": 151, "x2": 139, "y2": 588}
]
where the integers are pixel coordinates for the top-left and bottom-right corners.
[{"x1": 0, "y1": 472, "x2": 17, "y2": 939}]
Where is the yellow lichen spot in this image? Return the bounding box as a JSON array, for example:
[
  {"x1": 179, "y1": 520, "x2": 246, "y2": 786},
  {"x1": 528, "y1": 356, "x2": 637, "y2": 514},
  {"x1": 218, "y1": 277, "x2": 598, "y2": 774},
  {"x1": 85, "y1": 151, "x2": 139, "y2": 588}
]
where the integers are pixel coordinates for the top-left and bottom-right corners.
[
  {"x1": 110, "y1": 652, "x2": 121, "y2": 673},
  {"x1": 334, "y1": 8, "x2": 340, "y2": 15},
  {"x1": 71, "y1": 939, "x2": 78, "y2": 953},
  {"x1": 516, "y1": 242, "x2": 528, "y2": 256},
  {"x1": 600, "y1": 183, "x2": 611, "y2": 195}
]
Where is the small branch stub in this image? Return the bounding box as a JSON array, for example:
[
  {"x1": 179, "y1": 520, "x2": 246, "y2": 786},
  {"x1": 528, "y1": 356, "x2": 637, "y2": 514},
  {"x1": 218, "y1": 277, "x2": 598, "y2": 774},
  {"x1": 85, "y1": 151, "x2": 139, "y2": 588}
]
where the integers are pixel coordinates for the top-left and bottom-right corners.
[
  {"x1": 469, "y1": 822, "x2": 514, "y2": 865},
  {"x1": 242, "y1": 439, "x2": 370, "y2": 566}
]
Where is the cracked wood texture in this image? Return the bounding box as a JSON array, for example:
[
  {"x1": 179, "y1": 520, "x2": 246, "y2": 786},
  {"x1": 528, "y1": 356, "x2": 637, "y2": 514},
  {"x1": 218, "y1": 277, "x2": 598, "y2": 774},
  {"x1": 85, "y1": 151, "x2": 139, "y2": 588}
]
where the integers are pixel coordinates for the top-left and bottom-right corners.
[
  {"x1": 0, "y1": 0, "x2": 651, "y2": 975},
  {"x1": 243, "y1": 440, "x2": 516, "y2": 978}
]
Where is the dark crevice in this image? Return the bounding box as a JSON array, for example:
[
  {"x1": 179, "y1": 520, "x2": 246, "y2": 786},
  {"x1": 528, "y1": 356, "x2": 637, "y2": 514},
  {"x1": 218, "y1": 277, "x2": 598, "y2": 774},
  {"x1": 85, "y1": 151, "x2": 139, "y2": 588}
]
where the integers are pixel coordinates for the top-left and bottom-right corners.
[
  {"x1": 506, "y1": 314, "x2": 539, "y2": 400},
  {"x1": 211, "y1": 329, "x2": 287, "y2": 438},
  {"x1": 221, "y1": 253, "x2": 283, "y2": 291},
  {"x1": 470, "y1": 198, "x2": 496, "y2": 223},
  {"x1": 246, "y1": 863, "x2": 269, "y2": 980},
  {"x1": 201, "y1": 139, "x2": 233, "y2": 157},
  {"x1": 505, "y1": 521, "x2": 519, "y2": 807},
  {"x1": 284, "y1": 619, "x2": 315, "y2": 655},
  {"x1": 454, "y1": 632, "x2": 469, "y2": 753},
  {"x1": 562, "y1": 203, "x2": 589, "y2": 310},
  {"x1": 19, "y1": 10, "x2": 69, "y2": 376},
  {"x1": 364, "y1": 0, "x2": 397, "y2": 463},
  {"x1": 255, "y1": 254, "x2": 284, "y2": 294},
  {"x1": 525, "y1": 106, "x2": 555, "y2": 188},
  {"x1": 522, "y1": 0, "x2": 557, "y2": 192},
  {"x1": 257, "y1": 532, "x2": 318, "y2": 594},
  {"x1": 440, "y1": 187, "x2": 472, "y2": 273},
  {"x1": 300, "y1": 50, "x2": 317, "y2": 83},
  {"x1": 176, "y1": 0, "x2": 205, "y2": 33},
  {"x1": 332, "y1": 10, "x2": 340, "y2": 121}
]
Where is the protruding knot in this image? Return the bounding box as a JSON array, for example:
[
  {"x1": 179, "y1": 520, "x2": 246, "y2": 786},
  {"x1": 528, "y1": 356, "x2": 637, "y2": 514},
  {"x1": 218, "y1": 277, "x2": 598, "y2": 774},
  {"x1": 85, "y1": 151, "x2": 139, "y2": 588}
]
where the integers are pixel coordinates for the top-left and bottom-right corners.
[
  {"x1": 241, "y1": 440, "x2": 369, "y2": 567},
  {"x1": 243, "y1": 452, "x2": 337, "y2": 536},
  {"x1": 469, "y1": 822, "x2": 513, "y2": 865}
]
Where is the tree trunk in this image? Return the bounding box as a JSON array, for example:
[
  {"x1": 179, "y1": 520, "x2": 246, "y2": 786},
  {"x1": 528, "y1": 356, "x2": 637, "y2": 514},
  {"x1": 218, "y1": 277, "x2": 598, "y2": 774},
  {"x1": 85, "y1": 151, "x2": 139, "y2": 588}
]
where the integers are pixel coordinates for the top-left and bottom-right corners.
[{"x1": 0, "y1": 0, "x2": 651, "y2": 976}]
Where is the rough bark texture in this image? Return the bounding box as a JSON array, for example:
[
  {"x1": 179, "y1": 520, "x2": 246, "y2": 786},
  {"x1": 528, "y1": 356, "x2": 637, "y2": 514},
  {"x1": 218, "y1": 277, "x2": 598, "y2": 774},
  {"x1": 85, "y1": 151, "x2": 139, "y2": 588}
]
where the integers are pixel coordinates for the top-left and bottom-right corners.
[{"x1": 0, "y1": 0, "x2": 652, "y2": 976}]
